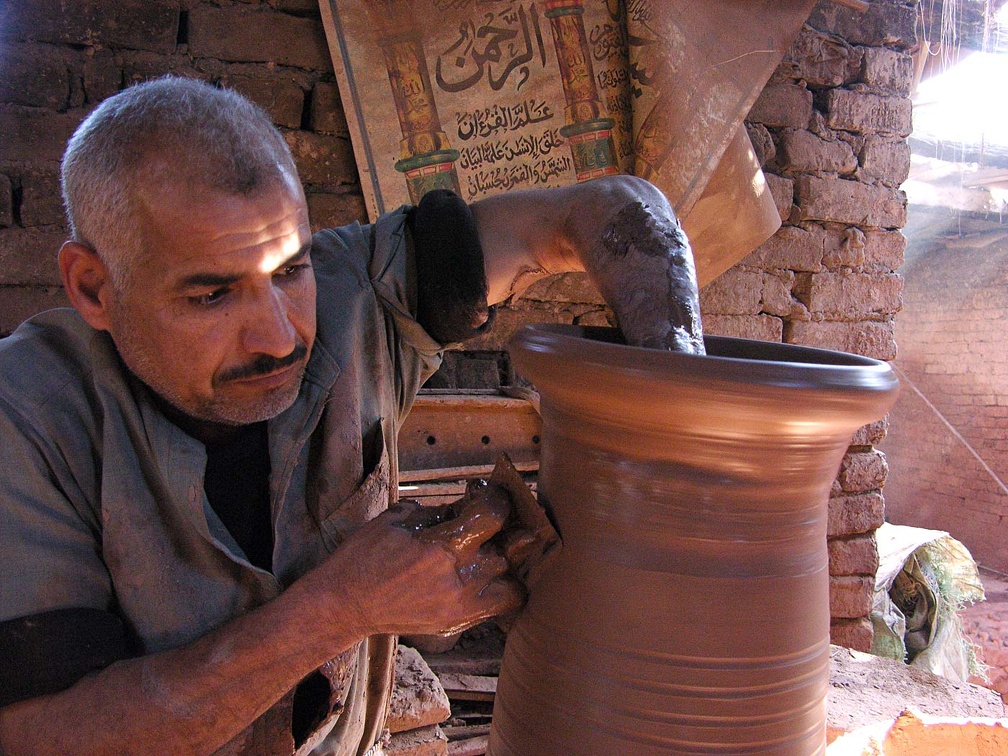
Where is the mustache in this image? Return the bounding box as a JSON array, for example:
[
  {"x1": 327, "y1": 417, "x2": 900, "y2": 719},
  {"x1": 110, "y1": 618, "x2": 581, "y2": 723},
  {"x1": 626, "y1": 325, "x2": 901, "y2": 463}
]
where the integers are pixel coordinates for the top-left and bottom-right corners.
[{"x1": 218, "y1": 342, "x2": 309, "y2": 383}]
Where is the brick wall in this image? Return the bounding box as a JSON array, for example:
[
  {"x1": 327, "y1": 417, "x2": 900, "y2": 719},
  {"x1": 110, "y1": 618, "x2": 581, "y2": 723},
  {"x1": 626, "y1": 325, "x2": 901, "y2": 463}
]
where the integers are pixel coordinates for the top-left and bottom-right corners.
[
  {"x1": 883, "y1": 211, "x2": 1008, "y2": 573},
  {"x1": 0, "y1": 0, "x2": 918, "y2": 649}
]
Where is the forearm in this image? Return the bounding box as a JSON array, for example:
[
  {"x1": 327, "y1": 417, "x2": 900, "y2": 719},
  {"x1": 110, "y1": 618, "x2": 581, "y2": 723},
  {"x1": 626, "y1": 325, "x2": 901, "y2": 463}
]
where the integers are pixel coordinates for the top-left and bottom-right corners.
[
  {"x1": 473, "y1": 176, "x2": 703, "y2": 352},
  {"x1": 0, "y1": 565, "x2": 363, "y2": 755}
]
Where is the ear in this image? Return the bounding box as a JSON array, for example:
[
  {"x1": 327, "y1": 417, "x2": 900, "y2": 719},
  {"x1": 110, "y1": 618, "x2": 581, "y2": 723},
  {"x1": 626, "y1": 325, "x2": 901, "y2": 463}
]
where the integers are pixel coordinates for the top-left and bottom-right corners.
[{"x1": 59, "y1": 241, "x2": 114, "y2": 332}]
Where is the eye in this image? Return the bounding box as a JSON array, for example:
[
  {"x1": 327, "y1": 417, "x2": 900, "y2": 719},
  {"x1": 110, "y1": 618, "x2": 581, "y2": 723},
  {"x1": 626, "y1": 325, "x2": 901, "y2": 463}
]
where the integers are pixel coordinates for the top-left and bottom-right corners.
[
  {"x1": 189, "y1": 288, "x2": 230, "y2": 307},
  {"x1": 276, "y1": 262, "x2": 311, "y2": 279}
]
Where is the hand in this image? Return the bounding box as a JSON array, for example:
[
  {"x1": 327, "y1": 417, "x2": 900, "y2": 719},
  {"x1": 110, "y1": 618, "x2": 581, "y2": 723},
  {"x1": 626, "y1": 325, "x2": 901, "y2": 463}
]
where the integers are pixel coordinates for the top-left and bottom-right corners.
[
  {"x1": 325, "y1": 494, "x2": 526, "y2": 640},
  {"x1": 474, "y1": 175, "x2": 705, "y2": 353},
  {"x1": 579, "y1": 186, "x2": 705, "y2": 354}
]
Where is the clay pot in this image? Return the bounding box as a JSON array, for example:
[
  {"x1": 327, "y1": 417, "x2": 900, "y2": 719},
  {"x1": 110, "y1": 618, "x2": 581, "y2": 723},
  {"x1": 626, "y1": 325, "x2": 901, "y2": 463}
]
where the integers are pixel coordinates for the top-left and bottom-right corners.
[{"x1": 489, "y1": 325, "x2": 900, "y2": 755}]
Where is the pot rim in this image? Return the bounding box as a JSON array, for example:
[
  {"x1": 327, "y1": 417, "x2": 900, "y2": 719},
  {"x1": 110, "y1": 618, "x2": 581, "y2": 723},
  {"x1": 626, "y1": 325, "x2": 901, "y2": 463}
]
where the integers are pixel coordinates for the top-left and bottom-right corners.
[{"x1": 510, "y1": 324, "x2": 900, "y2": 396}]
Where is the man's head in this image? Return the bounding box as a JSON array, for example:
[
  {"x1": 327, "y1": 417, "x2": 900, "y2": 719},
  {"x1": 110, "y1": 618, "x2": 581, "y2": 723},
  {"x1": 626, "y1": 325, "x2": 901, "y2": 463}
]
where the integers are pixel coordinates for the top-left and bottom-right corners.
[{"x1": 59, "y1": 77, "x2": 317, "y2": 432}]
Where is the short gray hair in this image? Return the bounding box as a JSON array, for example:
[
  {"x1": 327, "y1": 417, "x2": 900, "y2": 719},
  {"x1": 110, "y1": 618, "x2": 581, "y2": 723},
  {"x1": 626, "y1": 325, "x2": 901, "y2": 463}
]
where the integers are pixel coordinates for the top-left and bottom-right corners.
[{"x1": 61, "y1": 76, "x2": 300, "y2": 289}]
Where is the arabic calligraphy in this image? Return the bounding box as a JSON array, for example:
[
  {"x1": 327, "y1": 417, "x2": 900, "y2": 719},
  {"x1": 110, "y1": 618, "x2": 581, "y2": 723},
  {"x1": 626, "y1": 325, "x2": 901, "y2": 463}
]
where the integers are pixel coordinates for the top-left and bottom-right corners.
[
  {"x1": 458, "y1": 128, "x2": 565, "y2": 170},
  {"x1": 436, "y1": 3, "x2": 548, "y2": 93},
  {"x1": 464, "y1": 154, "x2": 573, "y2": 199},
  {"x1": 589, "y1": 21, "x2": 625, "y2": 62},
  {"x1": 456, "y1": 98, "x2": 555, "y2": 142}
]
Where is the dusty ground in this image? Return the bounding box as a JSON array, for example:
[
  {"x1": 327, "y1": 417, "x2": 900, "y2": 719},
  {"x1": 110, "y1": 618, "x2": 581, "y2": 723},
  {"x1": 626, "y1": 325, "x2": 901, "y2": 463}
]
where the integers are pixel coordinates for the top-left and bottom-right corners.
[
  {"x1": 827, "y1": 645, "x2": 1004, "y2": 741},
  {"x1": 961, "y1": 566, "x2": 1008, "y2": 705}
]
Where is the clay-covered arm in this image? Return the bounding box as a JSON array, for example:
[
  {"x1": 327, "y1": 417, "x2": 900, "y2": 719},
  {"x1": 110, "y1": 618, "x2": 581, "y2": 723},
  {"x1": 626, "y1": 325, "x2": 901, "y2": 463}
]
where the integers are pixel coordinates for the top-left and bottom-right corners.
[
  {"x1": 472, "y1": 175, "x2": 704, "y2": 353},
  {"x1": 0, "y1": 500, "x2": 521, "y2": 755}
]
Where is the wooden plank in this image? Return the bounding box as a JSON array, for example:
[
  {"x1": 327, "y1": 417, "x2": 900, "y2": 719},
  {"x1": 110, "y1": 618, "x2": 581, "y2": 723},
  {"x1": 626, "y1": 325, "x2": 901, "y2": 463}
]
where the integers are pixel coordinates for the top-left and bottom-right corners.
[
  {"x1": 399, "y1": 394, "x2": 541, "y2": 477},
  {"x1": 436, "y1": 673, "x2": 497, "y2": 702},
  {"x1": 442, "y1": 724, "x2": 491, "y2": 741},
  {"x1": 446, "y1": 735, "x2": 488, "y2": 756},
  {"x1": 399, "y1": 461, "x2": 538, "y2": 485}
]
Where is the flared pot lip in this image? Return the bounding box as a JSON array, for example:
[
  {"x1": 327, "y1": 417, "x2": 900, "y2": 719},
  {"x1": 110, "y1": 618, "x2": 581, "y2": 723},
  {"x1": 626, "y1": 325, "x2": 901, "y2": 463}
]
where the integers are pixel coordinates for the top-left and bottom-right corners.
[{"x1": 510, "y1": 324, "x2": 900, "y2": 396}]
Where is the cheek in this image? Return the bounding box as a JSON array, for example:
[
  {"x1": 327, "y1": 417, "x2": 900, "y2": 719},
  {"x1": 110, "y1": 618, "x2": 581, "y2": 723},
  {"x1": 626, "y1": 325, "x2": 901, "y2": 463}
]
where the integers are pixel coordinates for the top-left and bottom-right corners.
[
  {"x1": 296, "y1": 278, "x2": 318, "y2": 345},
  {"x1": 153, "y1": 311, "x2": 234, "y2": 386}
]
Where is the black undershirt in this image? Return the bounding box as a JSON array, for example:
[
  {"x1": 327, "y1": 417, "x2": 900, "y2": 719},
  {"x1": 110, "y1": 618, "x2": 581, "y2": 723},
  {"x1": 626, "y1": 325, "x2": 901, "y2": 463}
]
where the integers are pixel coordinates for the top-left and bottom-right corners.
[{"x1": 203, "y1": 421, "x2": 273, "y2": 571}]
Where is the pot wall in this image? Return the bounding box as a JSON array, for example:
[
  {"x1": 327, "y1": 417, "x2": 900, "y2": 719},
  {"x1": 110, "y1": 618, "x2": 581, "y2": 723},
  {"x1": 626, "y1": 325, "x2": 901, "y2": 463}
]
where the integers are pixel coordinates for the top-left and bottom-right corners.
[{"x1": 489, "y1": 325, "x2": 900, "y2": 755}]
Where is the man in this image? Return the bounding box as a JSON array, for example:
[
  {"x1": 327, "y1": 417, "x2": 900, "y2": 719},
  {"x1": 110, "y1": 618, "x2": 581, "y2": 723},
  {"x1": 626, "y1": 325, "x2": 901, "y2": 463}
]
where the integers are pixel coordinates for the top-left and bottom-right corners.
[{"x1": 0, "y1": 77, "x2": 702, "y2": 754}]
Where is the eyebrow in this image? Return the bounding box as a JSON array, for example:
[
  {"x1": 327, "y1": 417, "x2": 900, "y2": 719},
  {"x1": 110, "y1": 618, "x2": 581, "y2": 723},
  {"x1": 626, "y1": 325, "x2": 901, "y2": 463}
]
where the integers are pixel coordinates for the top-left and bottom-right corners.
[{"x1": 177, "y1": 241, "x2": 312, "y2": 290}]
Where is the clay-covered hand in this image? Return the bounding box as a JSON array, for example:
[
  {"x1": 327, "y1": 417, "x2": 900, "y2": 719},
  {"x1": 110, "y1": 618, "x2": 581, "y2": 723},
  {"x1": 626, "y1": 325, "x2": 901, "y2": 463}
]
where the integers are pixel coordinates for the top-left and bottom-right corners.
[
  {"x1": 476, "y1": 175, "x2": 705, "y2": 354},
  {"x1": 578, "y1": 183, "x2": 705, "y2": 354},
  {"x1": 328, "y1": 495, "x2": 526, "y2": 640}
]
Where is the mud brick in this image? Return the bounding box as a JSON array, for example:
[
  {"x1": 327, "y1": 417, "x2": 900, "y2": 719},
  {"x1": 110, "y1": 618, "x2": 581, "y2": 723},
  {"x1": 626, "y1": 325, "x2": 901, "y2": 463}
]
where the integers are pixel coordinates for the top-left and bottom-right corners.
[
  {"x1": 81, "y1": 47, "x2": 122, "y2": 104},
  {"x1": 824, "y1": 89, "x2": 913, "y2": 137},
  {"x1": 863, "y1": 229, "x2": 906, "y2": 272},
  {"x1": 188, "y1": 5, "x2": 331, "y2": 71},
  {"x1": 761, "y1": 272, "x2": 794, "y2": 317},
  {"x1": 306, "y1": 191, "x2": 367, "y2": 232},
  {"x1": 0, "y1": 175, "x2": 12, "y2": 228},
  {"x1": 793, "y1": 175, "x2": 907, "y2": 229},
  {"x1": 860, "y1": 47, "x2": 915, "y2": 96},
  {"x1": 743, "y1": 224, "x2": 825, "y2": 272},
  {"x1": 284, "y1": 131, "x2": 357, "y2": 186},
  {"x1": 822, "y1": 226, "x2": 866, "y2": 270},
  {"x1": 0, "y1": 44, "x2": 71, "y2": 110},
  {"x1": 702, "y1": 314, "x2": 783, "y2": 342},
  {"x1": 309, "y1": 82, "x2": 350, "y2": 137},
  {"x1": 575, "y1": 308, "x2": 612, "y2": 327},
  {"x1": 21, "y1": 172, "x2": 65, "y2": 228},
  {"x1": 748, "y1": 82, "x2": 813, "y2": 129},
  {"x1": 828, "y1": 534, "x2": 880, "y2": 576},
  {"x1": 1, "y1": 0, "x2": 178, "y2": 54},
  {"x1": 0, "y1": 105, "x2": 82, "y2": 165},
  {"x1": 522, "y1": 272, "x2": 603, "y2": 305},
  {"x1": 0, "y1": 228, "x2": 66, "y2": 286},
  {"x1": 807, "y1": 1, "x2": 918, "y2": 51},
  {"x1": 223, "y1": 74, "x2": 304, "y2": 129},
  {"x1": 466, "y1": 301, "x2": 576, "y2": 353},
  {"x1": 828, "y1": 492, "x2": 886, "y2": 537},
  {"x1": 850, "y1": 418, "x2": 888, "y2": 447},
  {"x1": 838, "y1": 449, "x2": 889, "y2": 493},
  {"x1": 385, "y1": 725, "x2": 447, "y2": 756},
  {"x1": 786, "y1": 319, "x2": 896, "y2": 360},
  {"x1": 700, "y1": 269, "x2": 762, "y2": 315},
  {"x1": 387, "y1": 646, "x2": 451, "y2": 734},
  {"x1": 830, "y1": 617, "x2": 874, "y2": 652},
  {"x1": 765, "y1": 173, "x2": 794, "y2": 221},
  {"x1": 776, "y1": 130, "x2": 857, "y2": 175},
  {"x1": 801, "y1": 271, "x2": 903, "y2": 318},
  {"x1": 120, "y1": 52, "x2": 207, "y2": 89},
  {"x1": 745, "y1": 122, "x2": 775, "y2": 167},
  {"x1": 860, "y1": 137, "x2": 911, "y2": 186},
  {"x1": 781, "y1": 25, "x2": 861, "y2": 88},
  {"x1": 830, "y1": 575, "x2": 874, "y2": 619}
]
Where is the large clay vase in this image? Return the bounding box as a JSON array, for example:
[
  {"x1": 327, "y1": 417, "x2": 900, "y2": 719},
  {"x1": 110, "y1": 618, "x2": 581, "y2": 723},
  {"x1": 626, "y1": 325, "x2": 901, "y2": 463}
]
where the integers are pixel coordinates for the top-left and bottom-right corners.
[{"x1": 489, "y1": 325, "x2": 900, "y2": 755}]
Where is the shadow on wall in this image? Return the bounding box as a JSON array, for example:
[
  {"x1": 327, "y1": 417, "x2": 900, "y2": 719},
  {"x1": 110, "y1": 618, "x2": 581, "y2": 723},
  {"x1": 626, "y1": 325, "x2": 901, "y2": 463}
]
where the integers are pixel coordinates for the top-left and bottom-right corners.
[{"x1": 883, "y1": 204, "x2": 1008, "y2": 573}]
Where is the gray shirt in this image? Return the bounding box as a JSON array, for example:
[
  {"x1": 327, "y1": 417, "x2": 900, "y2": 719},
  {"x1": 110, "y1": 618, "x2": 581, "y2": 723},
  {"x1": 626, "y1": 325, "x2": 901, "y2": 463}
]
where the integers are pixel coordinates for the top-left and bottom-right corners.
[{"x1": 0, "y1": 208, "x2": 443, "y2": 754}]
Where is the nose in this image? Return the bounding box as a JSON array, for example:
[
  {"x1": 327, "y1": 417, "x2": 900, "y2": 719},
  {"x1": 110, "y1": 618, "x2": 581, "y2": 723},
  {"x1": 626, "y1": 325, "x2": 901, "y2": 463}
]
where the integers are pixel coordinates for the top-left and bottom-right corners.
[{"x1": 241, "y1": 286, "x2": 297, "y2": 358}]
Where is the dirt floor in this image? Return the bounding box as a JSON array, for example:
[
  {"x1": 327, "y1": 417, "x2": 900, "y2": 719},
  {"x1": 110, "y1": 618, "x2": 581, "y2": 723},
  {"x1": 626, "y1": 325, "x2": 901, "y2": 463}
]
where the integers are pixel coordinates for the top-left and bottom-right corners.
[{"x1": 961, "y1": 566, "x2": 1008, "y2": 705}]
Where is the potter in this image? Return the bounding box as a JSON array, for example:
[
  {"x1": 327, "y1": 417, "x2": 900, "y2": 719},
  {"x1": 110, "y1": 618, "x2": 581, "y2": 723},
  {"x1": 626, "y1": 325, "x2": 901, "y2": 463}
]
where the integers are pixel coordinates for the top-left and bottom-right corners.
[{"x1": 0, "y1": 76, "x2": 702, "y2": 755}]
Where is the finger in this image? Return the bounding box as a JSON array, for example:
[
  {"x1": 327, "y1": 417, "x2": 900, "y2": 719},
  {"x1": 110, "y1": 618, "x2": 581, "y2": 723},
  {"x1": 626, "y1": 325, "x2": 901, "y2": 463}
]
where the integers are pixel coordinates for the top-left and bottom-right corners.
[
  {"x1": 417, "y1": 489, "x2": 511, "y2": 559},
  {"x1": 435, "y1": 575, "x2": 527, "y2": 638},
  {"x1": 502, "y1": 529, "x2": 537, "y2": 567},
  {"x1": 475, "y1": 576, "x2": 526, "y2": 618},
  {"x1": 393, "y1": 504, "x2": 457, "y2": 532},
  {"x1": 458, "y1": 549, "x2": 510, "y2": 585}
]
